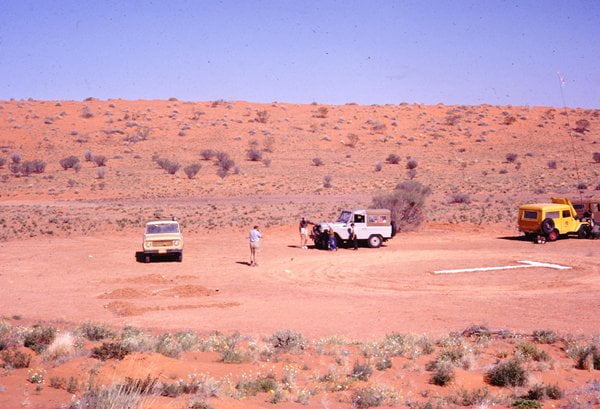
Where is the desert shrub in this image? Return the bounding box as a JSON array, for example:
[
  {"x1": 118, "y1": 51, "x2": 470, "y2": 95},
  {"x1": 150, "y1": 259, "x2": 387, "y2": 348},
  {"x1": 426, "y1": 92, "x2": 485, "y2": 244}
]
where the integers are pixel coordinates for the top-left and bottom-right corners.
[
  {"x1": 312, "y1": 157, "x2": 324, "y2": 166},
  {"x1": 43, "y1": 332, "x2": 77, "y2": 362},
  {"x1": 506, "y1": 153, "x2": 518, "y2": 163},
  {"x1": 91, "y1": 341, "x2": 131, "y2": 361},
  {"x1": 575, "y1": 344, "x2": 600, "y2": 370},
  {"x1": 21, "y1": 160, "x2": 46, "y2": 175},
  {"x1": 547, "y1": 160, "x2": 557, "y2": 169},
  {"x1": 486, "y1": 359, "x2": 528, "y2": 387},
  {"x1": 375, "y1": 356, "x2": 392, "y2": 371},
  {"x1": 350, "y1": 361, "x2": 373, "y2": 381},
  {"x1": 184, "y1": 163, "x2": 201, "y2": 179},
  {"x1": 351, "y1": 386, "x2": 385, "y2": 408},
  {"x1": 9, "y1": 162, "x2": 21, "y2": 175},
  {"x1": 11, "y1": 152, "x2": 22, "y2": 164},
  {"x1": 50, "y1": 376, "x2": 79, "y2": 393},
  {"x1": 346, "y1": 133, "x2": 359, "y2": 147},
  {"x1": 544, "y1": 384, "x2": 563, "y2": 399},
  {"x1": 0, "y1": 157, "x2": 6, "y2": 167},
  {"x1": 516, "y1": 342, "x2": 550, "y2": 362},
  {"x1": 97, "y1": 168, "x2": 106, "y2": 179},
  {"x1": 448, "y1": 193, "x2": 471, "y2": 204},
  {"x1": 79, "y1": 322, "x2": 115, "y2": 341},
  {"x1": 323, "y1": 175, "x2": 332, "y2": 188},
  {"x1": 372, "y1": 180, "x2": 431, "y2": 230},
  {"x1": 200, "y1": 149, "x2": 215, "y2": 160},
  {"x1": 577, "y1": 182, "x2": 588, "y2": 190},
  {"x1": 81, "y1": 106, "x2": 94, "y2": 118},
  {"x1": 593, "y1": 152, "x2": 600, "y2": 163},
  {"x1": 316, "y1": 106, "x2": 328, "y2": 118},
  {"x1": 575, "y1": 119, "x2": 591, "y2": 133},
  {"x1": 0, "y1": 349, "x2": 31, "y2": 368},
  {"x1": 262, "y1": 158, "x2": 271, "y2": 167},
  {"x1": 84, "y1": 150, "x2": 94, "y2": 161},
  {"x1": 430, "y1": 360, "x2": 455, "y2": 386},
  {"x1": 532, "y1": 329, "x2": 559, "y2": 344},
  {"x1": 512, "y1": 398, "x2": 541, "y2": 409},
  {"x1": 60, "y1": 156, "x2": 80, "y2": 170},
  {"x1": 66, "y1": 384, "x2": 149, "y2": 409},
  {"x1": 236, "y1": 374, "x2": 277, "y2": 397},
  {"x1": 374, "y1": 162, "x2": 383, "y2": 172},
  {"x1": 449, "y1": 387, "x2": 490, "y2": 406},
  {"x1": 155, "y1": 333, "x2": 182, "y2": 358},
  {"x1": 386, "y1": 153, "x2": 400, "y2": 164},
  {"x1": 246, "y1": 147, "x2": 262, "y2": 161},
  {"x1": 23, "y1": 325, "x2": 57, "y2": 354},
  {"x1": 503, "y1": 115, "x2": 517, "y2": 125},
  {"x1": 269, "y1": 329, "x2": 306, "y2": 353},
  {"x1": 406, "y1": 158, "x2": 418, "y2": 169},
  {"x1": 255, "y1": 110, "x2": 269, "y2": 123},
  {"x1": 92, "y1": 155, "x2": 107, "y2": 167}
]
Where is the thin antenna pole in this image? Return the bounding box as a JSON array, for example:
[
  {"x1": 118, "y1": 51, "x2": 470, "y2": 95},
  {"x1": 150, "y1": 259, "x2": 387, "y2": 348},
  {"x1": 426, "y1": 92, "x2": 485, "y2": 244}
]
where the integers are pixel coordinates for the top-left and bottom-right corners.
[{"x1": 556, "y1": 72, "x2": 584, "y2": 202}]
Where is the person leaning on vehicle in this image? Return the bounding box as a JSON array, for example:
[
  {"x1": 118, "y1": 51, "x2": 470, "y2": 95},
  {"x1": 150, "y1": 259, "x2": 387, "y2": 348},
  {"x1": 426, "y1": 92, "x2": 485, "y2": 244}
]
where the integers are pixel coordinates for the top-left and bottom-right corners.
[{"x1": 299, "y1": 217, "x2": 313, "y2": 249}]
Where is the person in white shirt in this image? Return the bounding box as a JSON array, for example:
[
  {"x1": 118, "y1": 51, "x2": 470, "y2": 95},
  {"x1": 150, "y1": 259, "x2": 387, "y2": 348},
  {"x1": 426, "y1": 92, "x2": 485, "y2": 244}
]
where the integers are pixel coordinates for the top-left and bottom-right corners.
[{"x1": 249, "y1": 225, "x2": 262, "y2": 266}]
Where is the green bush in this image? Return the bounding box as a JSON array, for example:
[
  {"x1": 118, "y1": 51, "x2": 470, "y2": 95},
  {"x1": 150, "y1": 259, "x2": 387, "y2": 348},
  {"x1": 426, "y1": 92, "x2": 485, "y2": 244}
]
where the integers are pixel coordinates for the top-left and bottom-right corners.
[
  {"x1": 430, "y1": 360, "x2": 455, "y2": 386},
  {"x1": 512, "y1": 398, "x2": 541, "y2": 409},
  {"x1": 532, "y1": 329, "x2": 559, "y2": 344},
  {"x1": 351, "y1": 386, "x2": 384, "y2": 409},
  {"x1": 269, "y1": 329, "x2": 306, "y2": 353},
  {"x1": 576, "y1": 344, "x2": 600, "y2": 370},
  {"x1": 486, "y1": 359, "x2": 528, "y2": 387},
  {"x1": 91, "y1": 341, "x2": 131, "y2": 361},
  {"x1": 79, "y1": 322, "x2": 115, "y2": 341},
  {"x1": 24, "y1": 325, "x2": 56, "y2": 353},
  {"x1": 371, "y1": 180, "x2": 431, "y2": 230},
  {"x1": 350, "y1": 361, "x2": 373, "y2": 381}
]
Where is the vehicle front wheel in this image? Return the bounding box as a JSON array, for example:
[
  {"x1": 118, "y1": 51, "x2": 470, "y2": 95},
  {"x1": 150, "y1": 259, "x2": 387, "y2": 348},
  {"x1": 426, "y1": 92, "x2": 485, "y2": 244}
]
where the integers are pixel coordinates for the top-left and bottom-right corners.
[
  {"x1": 177, "y1": 253, "x2": 183, "y2": 262},
  {"x1": 578, "y1": 225, "x2": 591, "y2": 239},
  {"x1": 546, "y1": 229, "x2": 559, "y2": 242},
  {"x1": 367, "y1": 235, "x2": 382, "y2": 248},
  {"x1": 144, "y1": 255, "x2": 151, "y2": 263}
]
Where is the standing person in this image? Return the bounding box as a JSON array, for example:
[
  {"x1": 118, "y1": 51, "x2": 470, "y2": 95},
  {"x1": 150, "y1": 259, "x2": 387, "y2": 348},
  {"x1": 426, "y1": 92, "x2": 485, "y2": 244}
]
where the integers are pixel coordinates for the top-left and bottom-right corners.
[
  {"x1": 327, "y1": 226, "x2": 337, "y2": 251},
  {"x1": 249, "y1": 225, "x2": 262, "y2": 266},
  {"x1": 349, "y1": 222, "x2": 358, "y2": 250},
  {"x1": 299, "y1": 217, "x2": 312, "y2": 249}
]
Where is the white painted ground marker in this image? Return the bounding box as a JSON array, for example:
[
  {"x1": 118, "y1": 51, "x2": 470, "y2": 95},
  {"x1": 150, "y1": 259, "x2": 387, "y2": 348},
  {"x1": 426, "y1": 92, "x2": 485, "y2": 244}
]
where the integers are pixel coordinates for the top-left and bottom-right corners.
[{"x1": 433, "y1": 260, "x2": 571, "y2": 275}]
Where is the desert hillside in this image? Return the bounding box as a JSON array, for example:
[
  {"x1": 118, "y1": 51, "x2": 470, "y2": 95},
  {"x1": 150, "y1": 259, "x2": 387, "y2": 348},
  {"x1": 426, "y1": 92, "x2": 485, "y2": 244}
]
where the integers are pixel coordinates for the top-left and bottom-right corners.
[{"x1": 0, "y1": 99, "x2": 598, "y2": 240}]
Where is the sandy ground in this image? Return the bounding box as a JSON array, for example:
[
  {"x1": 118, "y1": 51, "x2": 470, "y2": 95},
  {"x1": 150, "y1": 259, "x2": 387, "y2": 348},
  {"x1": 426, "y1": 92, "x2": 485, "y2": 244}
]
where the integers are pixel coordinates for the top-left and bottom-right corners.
[{"x1": 1, "y1": 224, "x2": 598, "y2": 339}]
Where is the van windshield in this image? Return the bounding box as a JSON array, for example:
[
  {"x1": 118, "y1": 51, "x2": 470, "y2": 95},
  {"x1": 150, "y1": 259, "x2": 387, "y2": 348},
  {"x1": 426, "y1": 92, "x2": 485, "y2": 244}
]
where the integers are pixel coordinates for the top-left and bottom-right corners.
[
  {"x1": 146, "y1": 223, "x2": 180, "y2": 234},
  {"x1": 337, "y1": 211, "x2": 352, "y2": 223}
]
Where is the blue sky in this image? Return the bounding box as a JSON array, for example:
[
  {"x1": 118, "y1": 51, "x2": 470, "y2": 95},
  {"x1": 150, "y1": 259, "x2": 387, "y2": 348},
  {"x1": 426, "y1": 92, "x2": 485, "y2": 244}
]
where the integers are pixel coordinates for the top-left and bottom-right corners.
[{"x1": 1, "y1": 0, "x2": 598, "y2": 107}]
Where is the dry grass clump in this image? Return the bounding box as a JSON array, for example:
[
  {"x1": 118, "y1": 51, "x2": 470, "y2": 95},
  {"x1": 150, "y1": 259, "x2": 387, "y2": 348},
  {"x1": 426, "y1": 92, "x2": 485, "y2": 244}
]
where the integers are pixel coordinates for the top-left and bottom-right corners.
[
  {"x1": 268, "y1": 329, "x2": 306, "y2": 353},
  {"x1": 79, "y1": 322, "x2": 116, "y2": 341},
  {"x1": 184, "y1": 163, "x2": 202, "y2": 179},
  {"x1": 0, "y1": 349, "x2": 31, "y2": 368}
]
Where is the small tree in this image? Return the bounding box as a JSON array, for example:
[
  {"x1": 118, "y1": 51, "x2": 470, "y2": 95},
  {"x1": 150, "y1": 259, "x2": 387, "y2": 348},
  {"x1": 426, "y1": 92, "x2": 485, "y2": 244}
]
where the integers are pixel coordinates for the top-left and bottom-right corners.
[
  {"x1": 200, "y1": 149, "x2": 215, "y2": 160},
  {"x1": 371, "y1": 180, "x2": 431, "y2": 230},
  {"x1": 346, "y1": 133, "x2": 359, "y2": 148},
  {"x1": 183, "y1": 163, "x2": 201, "y2": 179},
  {"x1": 315, "y1": 106, "x2": 328, "y2": 118},
  {"x1": 386, "y1": 153, "x2": 400, "y2": 164},
  {"x1": 246, "y1": 148, "x2": 262, "y2": 161},
  {"x1": 406, "y1": 158, "x2": 418, "y2": 169},
  {"x1": 60, "y1": 156, "x2": 80, "y2": 170},
  {"x1": 575, "y1": 119, "x2": 590, "y2": 133},
  {"x1": 92, "y1": 155, "x2": 107, "y2": 167}
]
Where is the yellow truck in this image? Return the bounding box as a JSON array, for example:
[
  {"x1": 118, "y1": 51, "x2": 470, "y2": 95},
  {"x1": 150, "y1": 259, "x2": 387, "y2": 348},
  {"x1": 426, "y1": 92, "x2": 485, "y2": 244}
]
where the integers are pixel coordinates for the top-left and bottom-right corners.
[{"x1": 518, "y1": 197, "x2": 591, "y2": 241}]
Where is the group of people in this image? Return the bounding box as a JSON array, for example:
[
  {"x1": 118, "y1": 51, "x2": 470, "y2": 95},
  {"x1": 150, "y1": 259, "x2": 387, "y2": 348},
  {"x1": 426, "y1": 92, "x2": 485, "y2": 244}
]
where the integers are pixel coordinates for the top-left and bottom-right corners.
[{"x1": 248, "y1": 217, "x2": 358, "y2": 266}]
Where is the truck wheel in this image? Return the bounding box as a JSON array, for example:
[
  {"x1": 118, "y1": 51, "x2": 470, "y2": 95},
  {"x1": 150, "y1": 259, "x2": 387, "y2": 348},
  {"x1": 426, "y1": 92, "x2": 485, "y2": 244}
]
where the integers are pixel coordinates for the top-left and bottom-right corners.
[
  {"x1": 144, "y1": 255, "x2": 151, "y2": 263},
  {"x1": 177, "y1": 253, "x2": 183, "y2": 262},
  {"x1": 541, "y1": 218, "x2": 555, "y2": 235},
  {"x1": 578, "y1": 225, "x2": 591, "y2": 239},
  {"x1": 546, "y1": 229, "x2": 558, "y2": 242},
  {"x1": 368, "y1": 235, "x2": 382, "y2": 248}
]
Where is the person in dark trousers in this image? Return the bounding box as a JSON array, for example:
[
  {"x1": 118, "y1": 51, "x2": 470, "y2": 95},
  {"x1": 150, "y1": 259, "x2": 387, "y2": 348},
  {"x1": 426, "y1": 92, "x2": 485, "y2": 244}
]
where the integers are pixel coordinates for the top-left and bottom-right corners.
[{"x1": 349, "y1": 222, "x2": 358, "y2": 250}]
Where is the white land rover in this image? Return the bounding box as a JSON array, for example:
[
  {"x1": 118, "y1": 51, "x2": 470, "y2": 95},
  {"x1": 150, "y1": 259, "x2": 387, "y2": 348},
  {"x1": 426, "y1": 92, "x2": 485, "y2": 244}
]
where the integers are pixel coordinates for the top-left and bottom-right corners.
[{"x1": 310, "y1": 209, "x2": 396, "y2": 249}]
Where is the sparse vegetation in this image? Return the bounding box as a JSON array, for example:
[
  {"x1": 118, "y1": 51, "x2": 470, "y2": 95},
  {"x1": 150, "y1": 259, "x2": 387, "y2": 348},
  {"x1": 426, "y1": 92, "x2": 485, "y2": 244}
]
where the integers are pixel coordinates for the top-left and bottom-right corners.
[
  {"x1": 92, "y1": 155, "x2": 107, "y2": 167},
  {"x1": 593, "y1": 152, "x2": 600, "y2": 163},
  {"x1": 323, "y1": 175, "x2": 332, "y2": 188},
  {"x1": 312, "y1": 157, "x2": 324, "y2": 166},
  {"x1": 386, "y1": 153, "x2": 400, "y2": 164},
  {"x1": 448, "y1": 193, "x2": 471, "y2": 204},
  {"x1": 506, "y1": 153, "x2": 518, "y2": 163}
]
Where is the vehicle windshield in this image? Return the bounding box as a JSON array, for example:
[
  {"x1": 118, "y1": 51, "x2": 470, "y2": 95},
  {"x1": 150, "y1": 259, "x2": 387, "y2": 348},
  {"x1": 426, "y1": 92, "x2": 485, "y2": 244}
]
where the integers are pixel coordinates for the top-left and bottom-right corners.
[
  {"x1": 146, "y1": 223, "x2": 180, "y2": 234},
  {"x1": 337, "y1": 211, "x2": 352, "y2": 223}
]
